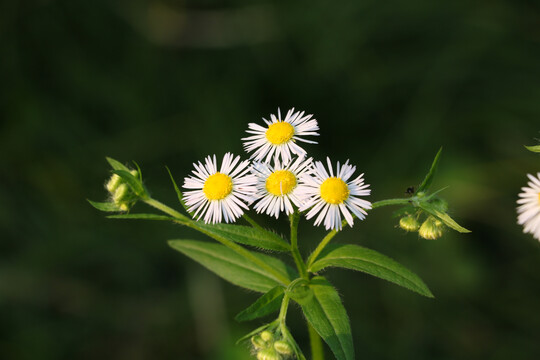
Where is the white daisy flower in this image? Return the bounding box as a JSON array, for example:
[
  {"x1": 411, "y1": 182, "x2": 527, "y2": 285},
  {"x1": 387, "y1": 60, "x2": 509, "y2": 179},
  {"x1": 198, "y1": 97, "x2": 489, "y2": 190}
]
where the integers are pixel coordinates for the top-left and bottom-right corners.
[
  {"x1": 517, "y1": 172, "x2": 540, "y2": 241},
  {"x1": 251, "y1": 156, "x2": 313, "y2": 218},
  {"x1": 242, "y1": 108, "x2": 319, "y2": 163},
  {"x1": 183, "y1": 153, "x2": 257, "y2": 224},
  {"x1": 299, "y1": 157, "x2": 371, "y2": 231}
]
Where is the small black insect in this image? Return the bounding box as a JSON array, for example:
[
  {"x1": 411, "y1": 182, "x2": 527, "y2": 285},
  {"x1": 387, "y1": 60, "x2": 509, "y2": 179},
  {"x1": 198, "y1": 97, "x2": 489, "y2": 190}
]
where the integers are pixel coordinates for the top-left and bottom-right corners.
[{"x1": 406, "y1": 186, "x2": 415, "y2": 195}]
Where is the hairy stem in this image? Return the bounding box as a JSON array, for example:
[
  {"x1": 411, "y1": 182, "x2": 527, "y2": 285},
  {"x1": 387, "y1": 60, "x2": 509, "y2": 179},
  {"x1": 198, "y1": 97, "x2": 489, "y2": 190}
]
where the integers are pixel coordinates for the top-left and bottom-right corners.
[
  {"x1": 290, "y1": 210, "x2": 309, "y2": 279},
  {"x1": 144, "y1": 198, "x2": 291, "y2": 285},
  {"x1": 278, "y1": 293, "x2": 290, "y2": 329},
  {"x1": 308, "y1": 322, "x2": 324, "y2": 360},
  {"x1": 371, "y1": 198, "x2": 411, "y2": 209}
]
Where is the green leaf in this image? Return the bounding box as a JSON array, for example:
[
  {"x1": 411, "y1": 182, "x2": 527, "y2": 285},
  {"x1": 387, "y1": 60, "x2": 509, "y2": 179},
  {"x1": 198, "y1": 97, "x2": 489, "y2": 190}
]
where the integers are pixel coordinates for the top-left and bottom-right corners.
[
  {"x1": 300, "y1": 276, "x2": 354, "y2": 360},
  {"x1": 195, "y1": 222, "x2": 290, "y2": 252},
  {"x1": 525, "y1": 145, "x2": 540, "y2": 153},
  {"x1": 166, "y1": 166, "x2": 191, "y2": 214},
  {"x1": 132, "y1": 161, "x2": 143, "y2": 181},
  {"x1": 87, "y1": 200, "x2": 120, "y2": 212},
  {"x1": 107, "y1": 213, "x2": 174, "y2": 221},
  {"x1": 106, "y1": 157, "x2": 131, "y2": 172},
  {"x1": 417, "y1": 147, "x2": 442, "y2": 193},
  {"x1": 419, "y1": 202, "x2": 471, "y2": 233},
  {"x1": 112, "y1": 169, "x2": 147, "y2": 198},
  {"x1": 309, "y1": 244, "x2": 434, "y2": 298},
  {"x1": 168, "y1": 240, "x2": 296, "y2": 292},
  {"x1": 235, "y1": 286, "x2": 284, "y2": 322}
]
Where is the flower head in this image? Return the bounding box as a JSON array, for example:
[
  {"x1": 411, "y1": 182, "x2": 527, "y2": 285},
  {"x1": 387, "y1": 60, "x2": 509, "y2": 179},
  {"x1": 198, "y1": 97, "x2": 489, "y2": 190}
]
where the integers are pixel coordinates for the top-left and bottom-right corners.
[
  {"x1": 517, "y1": 172, "x2": 540, "y2": 241},
  {"x1": 183, "y1": 153, "x2": 257, "y2": 224},
  {"x1": 418, "y1": 216, "x2": 443, "y2": 240},
  {"x1": 243, "y1": 108, "x2": 319, "y2": 163},
  {"x1": 399, "y1": 215, "x2": 420, "y2": 232},
  {"x1": 251, "y1": 156, "x2": 313, "y2": 218},
  {"x1": 299, "y1": 157, "x2": 371, "y2": 230}
]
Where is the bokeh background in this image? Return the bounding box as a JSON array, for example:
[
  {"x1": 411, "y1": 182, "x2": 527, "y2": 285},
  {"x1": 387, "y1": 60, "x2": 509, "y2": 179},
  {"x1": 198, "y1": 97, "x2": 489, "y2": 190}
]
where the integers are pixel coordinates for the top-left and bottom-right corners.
[{"x1": 2, "y1": 0, "x2": 540, "y2": 359}]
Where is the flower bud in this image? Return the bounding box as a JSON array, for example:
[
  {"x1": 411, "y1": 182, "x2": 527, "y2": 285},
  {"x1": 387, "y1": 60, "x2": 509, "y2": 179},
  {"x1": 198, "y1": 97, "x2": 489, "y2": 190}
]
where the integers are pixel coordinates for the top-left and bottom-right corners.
[
  {"x1": 419, "y1": 216, "x2": 444, "y2": 240},
  {"x1": 106, "y1": 174, "x2": 122, "y2": 194},
  {"x1": 113, "y1": 184, "x2": 129, "y2": 203},
  {"x1": 251, "y1": 335, "x2": 267, "y2": 350},
  {"x1": 399, "y1": 215, "x2": 420, "y2": 232},
  {"x1": 257, "y1": 348, "x2": 281, "y2": 360},
  {"x1": 260, "y1": 331, "x2": 274, "y2": 343},
  {"x1": 273, "y1": 340, "x2": 293, "y2": 356}
]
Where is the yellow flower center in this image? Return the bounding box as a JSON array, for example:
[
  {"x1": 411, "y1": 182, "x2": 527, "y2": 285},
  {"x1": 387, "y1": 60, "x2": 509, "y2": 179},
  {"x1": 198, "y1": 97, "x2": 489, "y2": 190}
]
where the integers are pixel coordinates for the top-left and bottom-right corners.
[
  {"x1": 203, "y1": 173, "x2": 233, "y2": 200},
  {"x1": 266, "y1": 170, "x2": 297, "y2": 196},
  {"x1": 538, "y1": 192, "x2": 540, "y2": 204},
  {"x1": 320, "y1": 177, "x2": 349, "y2": 204},
  {"x1": 265, "y1": 122, "x2": 295, "y2": 145}
]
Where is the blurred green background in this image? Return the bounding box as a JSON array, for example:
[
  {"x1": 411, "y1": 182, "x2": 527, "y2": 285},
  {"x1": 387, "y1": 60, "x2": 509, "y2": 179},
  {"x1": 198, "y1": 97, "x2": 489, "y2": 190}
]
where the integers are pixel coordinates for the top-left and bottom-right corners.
[{"x1": 2, "y1": 0, "x2": 540, "y2": 359}]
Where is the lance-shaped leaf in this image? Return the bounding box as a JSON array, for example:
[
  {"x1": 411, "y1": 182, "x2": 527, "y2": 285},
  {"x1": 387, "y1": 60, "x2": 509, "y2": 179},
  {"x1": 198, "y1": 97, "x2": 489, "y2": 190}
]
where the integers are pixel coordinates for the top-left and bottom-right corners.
[
  {"x1": 299, "y1": 276, "x2": 354, "y2": 360},
  {"x1": 166, "y1": 166, "x2": 192, "y2": 214},
  {"x1": 309, "y1": 244, "x2": 434, "y2": 298},
  {"x1": 235, "y1": 286, "x2": 285, "y2": 322},
  {"x1": 525, "y1": 145, "x2": 540, "y2": 153},
  {"x1": 168, "y1": 240, "x2": 296, "y2": 292},
  {"x1": 106, "y1": 157, "x2": 131, "y2": 172},
  {"x1": 87, "y1": 200, "x2": 121, "y2": 212},
  {"x1": 417, "y1": 147, "x2": 442, "y2": 193},
  {"x1": 194, "y1": 222, "x2": 290, "y2": 252},
  {"x1": 419, "y1": 202, "x2": 470, "y2": 233}
]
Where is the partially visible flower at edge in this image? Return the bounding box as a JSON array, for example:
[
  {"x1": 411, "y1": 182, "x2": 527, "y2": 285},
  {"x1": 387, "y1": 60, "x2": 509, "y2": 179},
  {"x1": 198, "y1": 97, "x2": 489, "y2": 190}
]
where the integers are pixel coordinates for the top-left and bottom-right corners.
[
  {"x1": 183, "y1": 153, "x2": 257, "y2": 224},
  {"x1": 517, "y1": 172, "x2": 540, "y2": 241}
]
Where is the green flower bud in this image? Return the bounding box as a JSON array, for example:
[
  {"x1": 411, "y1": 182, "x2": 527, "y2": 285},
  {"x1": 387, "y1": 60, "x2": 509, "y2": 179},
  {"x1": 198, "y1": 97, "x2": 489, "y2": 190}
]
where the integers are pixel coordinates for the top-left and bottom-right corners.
[
  {"x1": 251, "y1": 335, "x2": 267, "y2": 350},
  {"x1": 106, "y1": 174, "x2": 122, "y2": 194},
  {"x1": 260, "y1": 331, "x2": 274, "y2": 343},
  {"x1": 113, "y1": 184, "x2": 129, "y2": 203},
  {"x1": 399, "y1": 215, "x2": 420, "y2": 232},
  {"x1": 273, "y1": 340, "x2": 293, "y2": 356},
  {"x1": 419, "y1": 216, "x2": 444, "y2": 240},
  {"x1": 257, "y1": 348, "x2": 281, "y2": 360}
]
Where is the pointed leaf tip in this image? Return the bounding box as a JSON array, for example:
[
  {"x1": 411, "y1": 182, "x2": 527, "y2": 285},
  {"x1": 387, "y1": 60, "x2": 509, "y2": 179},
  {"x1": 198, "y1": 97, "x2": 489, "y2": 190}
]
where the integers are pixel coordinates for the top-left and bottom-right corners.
[
  {"x1": 417, "y1": 147, "x2": 443, "y2": 193},
  {"x1": 88, "y1": 199, "x2": 120, "y2": 212},
  {"x1": 235, "y1": 286, "x2": 284, "y2": 322},
  {"x1": 525, "y1": 145, "x2": 540, "y2": 153}
]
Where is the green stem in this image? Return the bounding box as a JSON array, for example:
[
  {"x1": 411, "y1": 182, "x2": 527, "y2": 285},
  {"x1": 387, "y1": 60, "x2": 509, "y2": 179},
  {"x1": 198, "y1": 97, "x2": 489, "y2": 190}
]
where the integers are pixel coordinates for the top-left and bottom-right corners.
[
  {"x1": 289, "y1": 210, "x2": 309, "y2": 279},
  {"x1": 306, "y1": 197, "x2": 411, "y2": 269},
  {"x1": 278, "y1": 293, "x2": 290, "y2": 328},
  {"x1": 145, "y1": 198, "x2": 191, "y2": 221},
  {"x1": 242, "y1": 213, "x2": 264, "y2": 230},
  {"x1": 308, "y1": 322, "x2": 324, "y2": 360},
  {"x1": 144, "y1": 198, "x2": 291, "y2": 285},
  {"x1": 306, "y1": 228, "x2": 338, "y2": 269},
  {"x1": 371, "y1": 198, "x2": 411, "y2": 209}
]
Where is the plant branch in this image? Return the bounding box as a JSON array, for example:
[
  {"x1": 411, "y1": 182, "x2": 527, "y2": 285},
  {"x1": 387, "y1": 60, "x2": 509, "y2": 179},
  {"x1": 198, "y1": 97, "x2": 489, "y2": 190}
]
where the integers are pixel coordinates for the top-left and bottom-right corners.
[
  {"x1": 289, "y1": 210, "x2": 309, "y2": 279},
  {"x1": 308, "y1": 322, "x2": 324, "y2": 360},
  {"x1": 144, "y1": 198, "x2": 291, "y2": 285}
]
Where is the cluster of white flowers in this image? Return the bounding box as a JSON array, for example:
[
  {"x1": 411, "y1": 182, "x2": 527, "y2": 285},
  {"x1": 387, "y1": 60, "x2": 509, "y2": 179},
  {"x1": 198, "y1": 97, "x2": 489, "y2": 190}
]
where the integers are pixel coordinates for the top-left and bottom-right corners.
[{"x1": 182, "y1": 108, "x2": 371, "y2": 230}]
